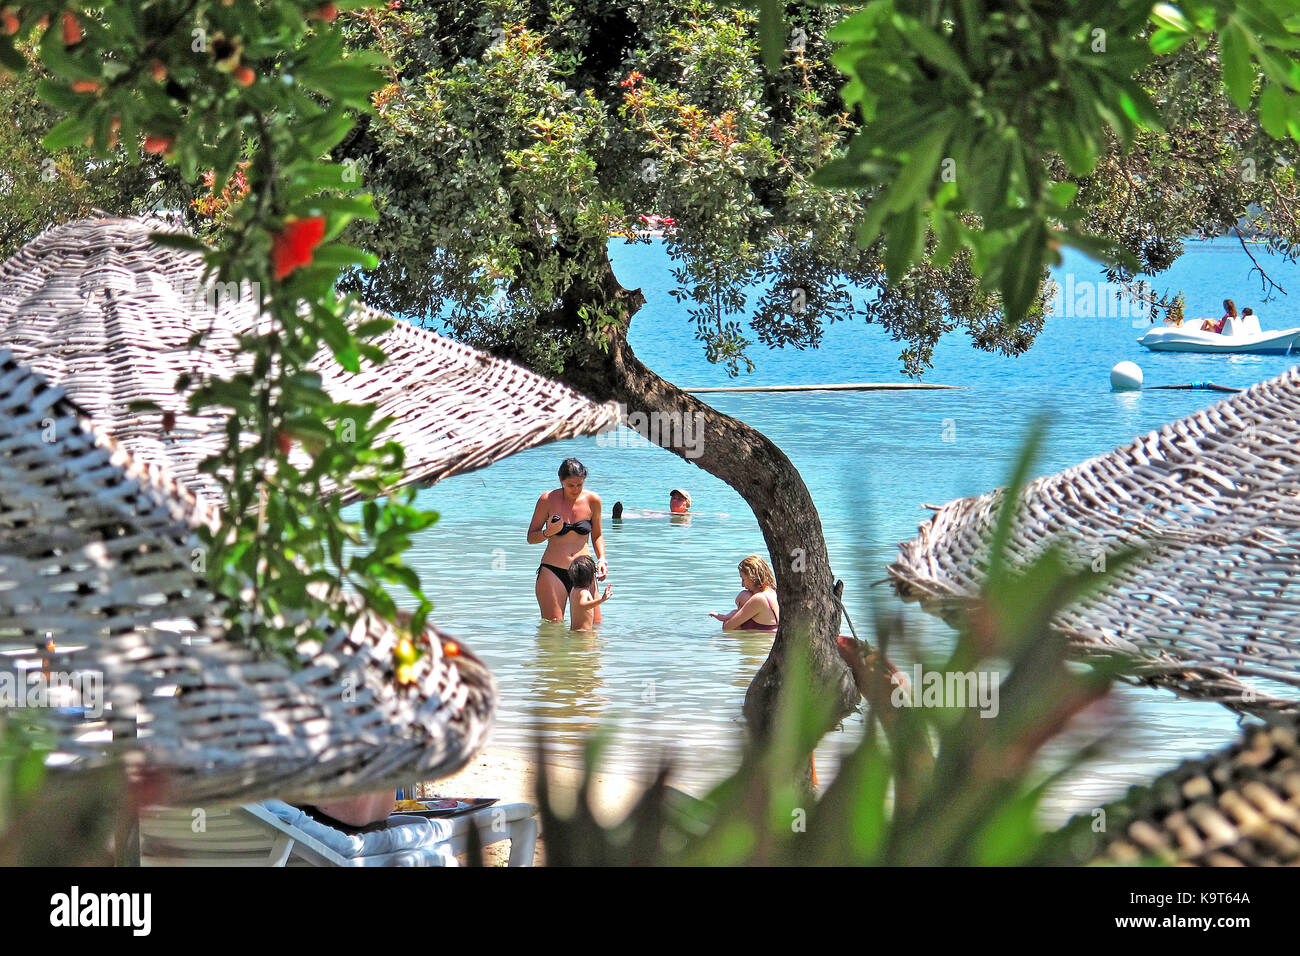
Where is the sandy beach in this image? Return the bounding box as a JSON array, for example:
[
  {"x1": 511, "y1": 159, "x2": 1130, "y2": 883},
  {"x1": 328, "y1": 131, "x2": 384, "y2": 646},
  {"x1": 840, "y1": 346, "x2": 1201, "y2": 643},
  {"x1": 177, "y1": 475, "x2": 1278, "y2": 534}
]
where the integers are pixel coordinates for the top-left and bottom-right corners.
[{"x1": 422, "y1": 747, "x2": 658, "y2": 865}]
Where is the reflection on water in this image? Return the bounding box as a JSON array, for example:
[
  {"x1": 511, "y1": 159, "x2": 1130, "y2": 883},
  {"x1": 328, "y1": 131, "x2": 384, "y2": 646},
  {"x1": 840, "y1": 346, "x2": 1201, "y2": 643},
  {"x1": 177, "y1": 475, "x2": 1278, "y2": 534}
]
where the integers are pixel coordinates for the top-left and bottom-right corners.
[
  {"x1": 530, "y1": 622, "x2": 607, "y2": 742},
  {"x1": 715, "y1": 630, "x2": 775, "y2": 692}
]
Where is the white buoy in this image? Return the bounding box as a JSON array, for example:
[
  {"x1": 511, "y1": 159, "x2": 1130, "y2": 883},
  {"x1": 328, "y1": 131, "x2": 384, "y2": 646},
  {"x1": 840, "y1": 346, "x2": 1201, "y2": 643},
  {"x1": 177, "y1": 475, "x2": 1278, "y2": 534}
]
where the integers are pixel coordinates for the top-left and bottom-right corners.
[{"x1": 1110, "y1": 361, "x2": 1143, "y2": 391}]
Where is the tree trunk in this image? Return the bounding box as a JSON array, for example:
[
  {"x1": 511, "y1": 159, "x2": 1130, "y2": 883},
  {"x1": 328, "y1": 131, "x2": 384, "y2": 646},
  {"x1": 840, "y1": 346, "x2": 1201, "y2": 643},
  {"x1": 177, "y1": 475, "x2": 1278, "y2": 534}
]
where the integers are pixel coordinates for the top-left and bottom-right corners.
[{"x1": 546, "y1": 250, "x2": 861, "y2": 744}]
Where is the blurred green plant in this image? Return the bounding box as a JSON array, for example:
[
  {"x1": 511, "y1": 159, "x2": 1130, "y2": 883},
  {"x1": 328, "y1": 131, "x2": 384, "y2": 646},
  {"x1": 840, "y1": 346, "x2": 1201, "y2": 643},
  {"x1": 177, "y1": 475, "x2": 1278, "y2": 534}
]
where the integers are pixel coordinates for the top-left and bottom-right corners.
[
  {"x1": 536, "y1": 426, "x2": 1146, "y2": 865},
  {"x1": 0, "y1": 716, "x2": 128, "y2": 865}
]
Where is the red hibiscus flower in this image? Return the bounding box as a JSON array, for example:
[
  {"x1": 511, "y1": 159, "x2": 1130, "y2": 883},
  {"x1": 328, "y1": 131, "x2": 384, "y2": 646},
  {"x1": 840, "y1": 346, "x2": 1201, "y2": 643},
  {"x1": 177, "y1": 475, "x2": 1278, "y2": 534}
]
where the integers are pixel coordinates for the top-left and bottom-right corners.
[
  {"x1": 271, "y1": 216, "x2": 326, "y2": 280},
  {"x1": 142, "y1": 133, "x2": 173, "y2": 155},
  {"x1": 62, "y1": 11, "x2": 81, "y2": 45}
]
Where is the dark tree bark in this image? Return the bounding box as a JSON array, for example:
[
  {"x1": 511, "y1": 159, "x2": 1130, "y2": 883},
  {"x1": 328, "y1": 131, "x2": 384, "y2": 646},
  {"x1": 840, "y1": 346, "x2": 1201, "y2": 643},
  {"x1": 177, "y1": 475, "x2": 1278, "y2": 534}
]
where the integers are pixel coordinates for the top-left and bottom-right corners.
[{"x1": 541, "y1": 245, "x2": 861, "y2": 743}]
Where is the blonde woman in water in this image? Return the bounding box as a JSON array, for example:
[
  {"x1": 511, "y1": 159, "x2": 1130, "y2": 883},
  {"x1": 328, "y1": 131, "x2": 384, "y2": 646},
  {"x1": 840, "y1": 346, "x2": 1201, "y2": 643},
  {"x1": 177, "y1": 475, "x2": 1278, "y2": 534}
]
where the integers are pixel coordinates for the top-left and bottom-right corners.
[{"x1": 710, "y1": 555, "x2": 779, "y2": 632}]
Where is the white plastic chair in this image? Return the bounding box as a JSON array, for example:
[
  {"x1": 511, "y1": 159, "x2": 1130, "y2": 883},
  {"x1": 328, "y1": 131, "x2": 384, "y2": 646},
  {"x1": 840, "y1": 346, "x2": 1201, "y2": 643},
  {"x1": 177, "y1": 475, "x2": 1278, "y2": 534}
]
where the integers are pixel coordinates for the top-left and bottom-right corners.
[{"x1": 139, "y1": 800, "x2": 537, "y2": 867}]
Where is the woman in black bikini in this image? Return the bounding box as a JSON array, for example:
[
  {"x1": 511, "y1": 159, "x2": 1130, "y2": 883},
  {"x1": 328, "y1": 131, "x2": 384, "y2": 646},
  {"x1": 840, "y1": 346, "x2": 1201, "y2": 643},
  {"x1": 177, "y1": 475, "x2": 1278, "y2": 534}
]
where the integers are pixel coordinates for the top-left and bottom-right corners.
[{"x1": 528, "y1": 458, "x2": 606, "y2": 622}]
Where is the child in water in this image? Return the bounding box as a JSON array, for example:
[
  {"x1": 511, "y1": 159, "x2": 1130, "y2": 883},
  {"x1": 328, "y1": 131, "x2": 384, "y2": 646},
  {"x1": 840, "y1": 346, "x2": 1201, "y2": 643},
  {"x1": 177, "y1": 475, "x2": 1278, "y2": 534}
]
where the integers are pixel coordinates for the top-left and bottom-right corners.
[{"x1": 568, "y1": 554, "x2": 613, "y2": 631}]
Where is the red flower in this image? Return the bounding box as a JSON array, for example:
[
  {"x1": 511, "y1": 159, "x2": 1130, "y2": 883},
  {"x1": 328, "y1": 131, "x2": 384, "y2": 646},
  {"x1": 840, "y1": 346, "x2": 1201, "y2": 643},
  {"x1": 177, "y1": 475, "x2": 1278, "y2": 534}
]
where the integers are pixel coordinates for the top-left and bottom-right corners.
[
  {"x1": 62, "y1": 11, "x2": 81, "y2": 45},
  {"x1": 620, "y1": 71, "x2": 644, "y2": 89},
  {"x1": 143, "y1": 133, "x2": 173, "y2": 155},
  {"x1": 271, "y1": 215, "x2": 327, "y2": 280}
]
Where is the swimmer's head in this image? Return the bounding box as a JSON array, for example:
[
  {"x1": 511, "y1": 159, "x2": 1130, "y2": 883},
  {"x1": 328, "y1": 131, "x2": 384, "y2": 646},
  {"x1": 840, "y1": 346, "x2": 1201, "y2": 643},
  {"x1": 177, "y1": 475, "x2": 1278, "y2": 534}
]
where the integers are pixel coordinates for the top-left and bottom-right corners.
[
  {"x1": 568, "y1": 554, "x2": 598, "y2": 592},
  {"x1": 738, "y1": 554, "x2": 775, "y2": 592},
  {"x1": 559, "y1": 458, "x2": 587, "y2": 497},
  {"x1": 669, "y1": 488, "x2": 691, "y2": 514}
]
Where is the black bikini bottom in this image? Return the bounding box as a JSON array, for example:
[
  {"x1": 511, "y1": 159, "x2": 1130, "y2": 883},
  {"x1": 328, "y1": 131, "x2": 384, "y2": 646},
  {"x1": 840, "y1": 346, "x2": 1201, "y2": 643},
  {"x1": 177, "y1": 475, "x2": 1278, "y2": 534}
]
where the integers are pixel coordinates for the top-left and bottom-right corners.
[{"x1": 538, "y1": 563, "x2": 573, "y2": 591}]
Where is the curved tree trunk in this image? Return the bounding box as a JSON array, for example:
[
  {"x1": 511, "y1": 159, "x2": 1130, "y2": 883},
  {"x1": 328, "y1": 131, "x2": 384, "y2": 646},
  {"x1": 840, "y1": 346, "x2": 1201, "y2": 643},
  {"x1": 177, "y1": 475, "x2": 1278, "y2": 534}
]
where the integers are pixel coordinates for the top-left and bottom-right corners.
[{"x1": 545, "y1": 249, "x2": 861, "y2": 744}]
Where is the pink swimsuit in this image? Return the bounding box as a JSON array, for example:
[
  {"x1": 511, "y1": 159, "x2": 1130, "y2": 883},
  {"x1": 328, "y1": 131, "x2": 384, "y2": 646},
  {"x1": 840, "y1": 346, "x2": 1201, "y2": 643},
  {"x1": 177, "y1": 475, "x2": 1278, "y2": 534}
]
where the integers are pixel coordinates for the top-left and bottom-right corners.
[{"x1": 739, "y1": 593, "x2": 778, "y2": 632}]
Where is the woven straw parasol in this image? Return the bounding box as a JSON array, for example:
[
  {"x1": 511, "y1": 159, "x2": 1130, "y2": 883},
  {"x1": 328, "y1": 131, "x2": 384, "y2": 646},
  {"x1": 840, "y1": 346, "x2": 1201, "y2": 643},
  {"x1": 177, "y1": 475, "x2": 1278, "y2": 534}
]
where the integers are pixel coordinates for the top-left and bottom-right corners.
[
  {"x1": 0, "y1": 216, "x2": 620, "y2": 804},
  {"x1": 888, "y1": 370, "x2": 1300, "y2": 716},
  {"x1": 0, "y1": 215, "x2": 621, "y2": 504},
  {"x1": 1066, "y1": 722, "x2": 1300, "y2": 866}
]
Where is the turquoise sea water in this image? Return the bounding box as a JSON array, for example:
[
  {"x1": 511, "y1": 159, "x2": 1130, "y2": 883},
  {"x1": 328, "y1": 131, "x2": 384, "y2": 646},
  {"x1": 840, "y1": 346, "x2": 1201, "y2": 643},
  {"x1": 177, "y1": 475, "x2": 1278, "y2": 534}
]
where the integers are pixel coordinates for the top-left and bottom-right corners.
[{"x1": 403, "y1": 237, "x2": 1294, "y2": 823}]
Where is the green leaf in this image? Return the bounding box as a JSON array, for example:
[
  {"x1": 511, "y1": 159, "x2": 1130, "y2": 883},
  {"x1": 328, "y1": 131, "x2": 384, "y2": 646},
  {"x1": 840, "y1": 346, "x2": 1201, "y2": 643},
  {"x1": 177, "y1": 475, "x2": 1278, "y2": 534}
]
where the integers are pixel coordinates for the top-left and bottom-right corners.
[
  {"x1": 39, "y1": 17, "x2": 97, "y2": 81},
  {"x1": 756, "y1": 0, "x2": 784, "y2": 70},
  {"x1": 1047, "y1": 181, "x2": 1080, "y2": 208},
  {"x1": 930, "y1": 211, "x2": 961, "y2": 269},
  {"x1": 295, "y1": 62, "x2": 383, "y2": 103},
  {"x1": 999, "y1": 220, "x2": 1048, "y2": 328},
  {"x1": 1056, "y1": 228, "x2": 1137, "y2": 272},
  {"x1": 967, "y1": 131, "x2": 1012, "y2": 214},
  {"x1": 972, "y1": 780, "x2": 1048, "y2": 865},
  {"x1": 1150, "y1": 3, "x2": 1194, "y2": 33},
  {"x1": 984, "y1": 420, "x2": 1047, "y2": 594},
  {"x1": 1055, "y1": 117, "x2": 1099, "y2": 176},
  {"x1": 42, "y1": 115, "x2": 86, "y2": 152},
  {"x1": 296, "y1": 111, "x2": 356, "y2": 156},
  {"x1": 354, "y1": 317, "x2": 394, "y2": 338},
  {"x1": 285, "y1": 411, "x2": 335, "y2": 439},
  {"x1": 855, "y1": 187, "x2": 893, "y2": 249},
  {"x1": 810, "y1": 157, "x2": 870, "y2": 190},
  {"x1": 899, "y1": 21, "x2": 972, "y2": 85},
  {"x1": 0, "y1": 35, "x2": 27, "y2": 74},
  {"x1": 1113, "y1": 77, "x2": 1165, "y2": 130},
  {"x1": 35, "y1": 78, "x2": 86, "y2": 112},
  {"x1": 311, "y1": 245, "x2": 379, "y2": 270},
  {"x1": 883, "y1": 125, "x2": 950, "y2": 213},
  {"x1": 1219, "y1": 21, "x2": 1257, "y2": 110},
  {"x1": 178, "y1": 143, "x2": 198, "y2": 183},
  {"x1": 305, "y1": 194, "x2": 378, "y2": 220},
  {"x1": 884, "y1": 204, "x2": 925, "y2": 284},
  {"x1": 1260, "y1": 82, "x2": 1291, "y2": 138},
  {"x1": 334, "y1": 344, "x2": 361, "y2": 373},
  {"x1": 1150, "y1": 27, "x2": 1192, "y2": 54}
]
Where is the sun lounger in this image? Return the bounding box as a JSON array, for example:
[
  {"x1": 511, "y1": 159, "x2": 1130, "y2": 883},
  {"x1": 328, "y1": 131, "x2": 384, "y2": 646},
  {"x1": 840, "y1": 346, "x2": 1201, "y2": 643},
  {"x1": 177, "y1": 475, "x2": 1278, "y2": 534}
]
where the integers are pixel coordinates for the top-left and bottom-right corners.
[{"x1": 139, "y1": 800, "x2": 538, "y2": 866}]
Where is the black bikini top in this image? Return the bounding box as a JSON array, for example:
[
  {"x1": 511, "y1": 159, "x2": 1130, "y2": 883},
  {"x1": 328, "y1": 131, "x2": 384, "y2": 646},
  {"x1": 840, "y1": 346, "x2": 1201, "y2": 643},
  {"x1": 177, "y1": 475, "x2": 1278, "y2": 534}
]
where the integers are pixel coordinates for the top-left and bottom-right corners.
[{"x1": 559, "y1": 518, "x2": 592, "y2": 537}]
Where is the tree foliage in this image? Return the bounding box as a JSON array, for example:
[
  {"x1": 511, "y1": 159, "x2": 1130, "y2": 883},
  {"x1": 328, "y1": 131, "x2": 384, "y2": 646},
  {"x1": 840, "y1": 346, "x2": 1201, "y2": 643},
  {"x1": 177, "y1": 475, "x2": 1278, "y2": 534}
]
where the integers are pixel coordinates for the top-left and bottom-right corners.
[
  {"x1": 0, "y1": 37, "x2": 187, "y2": 259},
  {"x1": 338, "y1": 0, "x2": 1033, "y2": 379},
  {"x1": 759, "y1": 0, "x2": 1300, "y2": 327}
]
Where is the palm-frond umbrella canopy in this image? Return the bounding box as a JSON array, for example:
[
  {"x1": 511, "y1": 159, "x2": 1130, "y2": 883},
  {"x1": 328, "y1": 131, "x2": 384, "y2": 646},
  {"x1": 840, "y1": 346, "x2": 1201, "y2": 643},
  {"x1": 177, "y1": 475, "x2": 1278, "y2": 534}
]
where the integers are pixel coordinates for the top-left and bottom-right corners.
[
  {"x1": 889, "y1": 371, "x2": 1300, "y2": 716},
  {"x1": 1064, "y1": 722, "x2": 1300, "y2": 866},
  {"x1": 0, "y1": 215, "x2": 620, "y2": 504},
  {"x1": 0, "y1": 216, "x2": 620, "y2": 803}
]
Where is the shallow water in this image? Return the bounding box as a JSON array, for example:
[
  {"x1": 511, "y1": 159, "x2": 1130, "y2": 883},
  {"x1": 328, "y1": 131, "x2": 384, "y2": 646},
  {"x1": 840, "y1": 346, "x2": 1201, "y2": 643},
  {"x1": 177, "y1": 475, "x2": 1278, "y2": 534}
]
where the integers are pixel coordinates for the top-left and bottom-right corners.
[{"x1": 400, "y1": 237, "x2": 1290, "y2": 824}]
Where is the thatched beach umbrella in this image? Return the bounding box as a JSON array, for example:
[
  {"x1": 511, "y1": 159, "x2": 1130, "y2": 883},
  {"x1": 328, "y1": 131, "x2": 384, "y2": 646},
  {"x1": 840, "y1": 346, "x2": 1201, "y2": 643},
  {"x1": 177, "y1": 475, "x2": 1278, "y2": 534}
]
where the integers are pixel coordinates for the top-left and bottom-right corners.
[
  {"x1": 1061, "y1": 721, "x2": 1300, "y2": 866},
  {"x1": 0, "y1": 215, "x2": 620, "y2": 504},
  {"x1": 888, "y1": 370, "x2": 1300, "y2": 716},
  {"x1": 0, "y1": 216, "x2": 620, "y2": 804}
]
